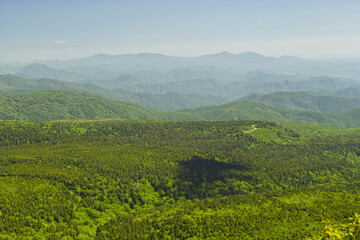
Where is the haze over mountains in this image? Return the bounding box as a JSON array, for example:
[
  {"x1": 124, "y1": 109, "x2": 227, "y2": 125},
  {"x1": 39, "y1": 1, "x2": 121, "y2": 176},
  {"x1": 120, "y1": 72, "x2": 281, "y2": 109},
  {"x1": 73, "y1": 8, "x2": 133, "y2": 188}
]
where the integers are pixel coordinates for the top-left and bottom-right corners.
[
  {"x1": 1, "y1": 51, "x2": 360, "y2": 125},
  {"x1": 38, "y1": 52, "x2": 360, "y2": 77},
  {"x1": 5, "y1": 51, "x2": 360, "y2": 77},
  {"x1": 0, "y1": 74, "x2": 227, "y2": 111}
]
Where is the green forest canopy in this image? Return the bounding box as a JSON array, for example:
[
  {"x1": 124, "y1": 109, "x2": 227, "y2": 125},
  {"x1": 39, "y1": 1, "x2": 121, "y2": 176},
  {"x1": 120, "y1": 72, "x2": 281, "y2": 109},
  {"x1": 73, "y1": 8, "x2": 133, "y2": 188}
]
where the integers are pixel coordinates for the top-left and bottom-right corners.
[{"x1": 1, "y1": 120, "x2": 360, "y2": 239}]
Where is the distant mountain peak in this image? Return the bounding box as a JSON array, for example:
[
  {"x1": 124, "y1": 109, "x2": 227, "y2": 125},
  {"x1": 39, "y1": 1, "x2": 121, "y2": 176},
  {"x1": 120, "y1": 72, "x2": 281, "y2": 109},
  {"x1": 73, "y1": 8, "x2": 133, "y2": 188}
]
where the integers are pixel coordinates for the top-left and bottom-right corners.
[
  {"x1": 18, "y1": 63, "x2": 59, "y2": 73},
  {"x1": 216, "y1": 51, "x2": 232, "y2": 55},
  {"x1": 16, "y1": 63, "x2": 84, "y2": 82},
  {"x1": 23, "y1": 63, "x2": 51, "y2": 69},
  {"x1": 238, "y1": 51, "x2": 265, "y2": 58},
  {"x1": 136, "y1": 52, "x2": 167, "y2": 57},
  {"x1": 93, "y1": 53, "x2": 111, "y2": 58},
  {"x1": 92, "y1": 52, "x2": 168, "y2": 58}
]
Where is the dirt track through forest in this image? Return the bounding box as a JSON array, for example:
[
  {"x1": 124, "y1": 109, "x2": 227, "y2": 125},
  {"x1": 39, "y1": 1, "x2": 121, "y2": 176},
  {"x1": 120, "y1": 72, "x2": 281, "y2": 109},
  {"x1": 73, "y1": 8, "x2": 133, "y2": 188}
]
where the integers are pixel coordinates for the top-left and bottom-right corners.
[{"x1": 243, "y1": 125, "x2": 259, "y2": 133}]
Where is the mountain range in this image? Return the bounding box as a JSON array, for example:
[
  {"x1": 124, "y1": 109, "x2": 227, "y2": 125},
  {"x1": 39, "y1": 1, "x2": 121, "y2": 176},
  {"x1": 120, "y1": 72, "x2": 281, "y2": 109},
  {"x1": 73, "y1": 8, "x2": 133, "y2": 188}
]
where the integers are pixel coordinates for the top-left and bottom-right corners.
[
  {"x1": 1, "y1": 51, "x2": 360, "y2": 126},
  {"x1": 36, "y1": 52, "x2": 360, "y2": 77},
  {"x1": 11, "y1": 63, "x2": 360, "y2": 99},
  {"x1": 0, "y1": 89, "x2": 360, "y2": 127},
  {"x1": 0, "y1": 74, "x2": 227, "y2": 111}
]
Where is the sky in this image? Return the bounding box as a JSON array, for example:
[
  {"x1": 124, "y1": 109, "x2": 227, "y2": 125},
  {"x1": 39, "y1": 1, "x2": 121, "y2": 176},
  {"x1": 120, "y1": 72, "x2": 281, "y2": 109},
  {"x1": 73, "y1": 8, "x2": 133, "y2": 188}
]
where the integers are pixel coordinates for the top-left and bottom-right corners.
[{"x1": 1, "y1": 0, "x2": 360, "y2": 62}]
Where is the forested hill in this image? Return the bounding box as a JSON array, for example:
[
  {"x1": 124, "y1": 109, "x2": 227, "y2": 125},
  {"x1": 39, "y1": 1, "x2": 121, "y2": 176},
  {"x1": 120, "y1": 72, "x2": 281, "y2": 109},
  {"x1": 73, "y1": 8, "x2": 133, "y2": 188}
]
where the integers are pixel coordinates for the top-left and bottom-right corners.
[
  {"x1": 0, "y1": 90, "x2": 162, "y2": 121},
  {"x1": 1, "y1": 89, "x2": 360, "y2": 127},
  {"x1": 241, "y1": 91, "x2": 360, "y2": 114},
  {"x1": 0, "y1": 74, "x2": 227, "y2": 111},
  {"x1": 182, "y1": 101, "x2": 360, "y2": 127}
]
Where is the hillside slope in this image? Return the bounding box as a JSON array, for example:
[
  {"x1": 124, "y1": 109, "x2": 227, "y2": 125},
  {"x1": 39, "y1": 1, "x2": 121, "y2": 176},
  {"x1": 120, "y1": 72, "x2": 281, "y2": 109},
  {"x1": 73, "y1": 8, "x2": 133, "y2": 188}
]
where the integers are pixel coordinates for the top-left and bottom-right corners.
[
  {"x1": 1, "y1": 90, "x2": 360, "y2": 127},
  {"x1": 336, "y1": 87, "x2": 360, "y2": 98},
  {"x1": 16, "y1": 63, "x2": 87, "y2": 82},
  {"x1": 184, "y1": 101, "x2": 356, "y2": 126},
  {"x1": 0, "y1": 74, "x2": 227, "y2": 110},
  {"x1": 241, "y1": 91, "x2": 360, "y2": 113},
  {"x1": 0, "y1": 90, "x2": 162, "y2": 121}
]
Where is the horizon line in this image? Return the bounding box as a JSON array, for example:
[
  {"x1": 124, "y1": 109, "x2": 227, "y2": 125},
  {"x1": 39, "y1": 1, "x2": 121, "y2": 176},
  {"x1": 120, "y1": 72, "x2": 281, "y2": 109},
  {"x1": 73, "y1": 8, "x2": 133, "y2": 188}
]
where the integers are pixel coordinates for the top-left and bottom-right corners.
[{"x1": 2, "y1": 51, "x2": 360, "y2": 65}]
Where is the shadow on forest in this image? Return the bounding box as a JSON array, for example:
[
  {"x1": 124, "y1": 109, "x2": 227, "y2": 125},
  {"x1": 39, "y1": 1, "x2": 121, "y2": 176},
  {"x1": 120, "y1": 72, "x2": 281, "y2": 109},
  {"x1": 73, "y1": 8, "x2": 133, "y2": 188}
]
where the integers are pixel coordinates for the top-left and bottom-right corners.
[
  {"x1": 177, "y1": 155, "x2": 248, "y2": 184},
  {"x1": 174, "y1": 155, "x2": 251, "y2": 199}
]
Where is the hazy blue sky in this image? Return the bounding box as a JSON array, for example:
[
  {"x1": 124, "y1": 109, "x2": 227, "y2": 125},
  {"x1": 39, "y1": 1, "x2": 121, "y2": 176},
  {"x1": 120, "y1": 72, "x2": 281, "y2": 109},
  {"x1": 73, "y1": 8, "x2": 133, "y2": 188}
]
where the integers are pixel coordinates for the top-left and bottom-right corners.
[{"x1": 1, "y1": 0, "x2": 360, "y2": 62}]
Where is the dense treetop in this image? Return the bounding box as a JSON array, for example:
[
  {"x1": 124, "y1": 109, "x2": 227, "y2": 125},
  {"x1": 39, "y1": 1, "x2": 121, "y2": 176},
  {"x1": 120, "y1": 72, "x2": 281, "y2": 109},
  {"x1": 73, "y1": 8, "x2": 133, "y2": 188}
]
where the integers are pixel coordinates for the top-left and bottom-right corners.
[{"x1": 1, "y1": 120, "x2": 360, "y2": 238}]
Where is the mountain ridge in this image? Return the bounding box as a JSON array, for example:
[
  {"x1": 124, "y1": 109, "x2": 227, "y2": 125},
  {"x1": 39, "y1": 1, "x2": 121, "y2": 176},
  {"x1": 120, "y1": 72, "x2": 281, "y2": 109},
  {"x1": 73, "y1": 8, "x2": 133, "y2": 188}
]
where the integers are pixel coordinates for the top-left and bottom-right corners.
[
  {"x1": 33, "y1": 51, "x2": 360, "y2": 76},
  {"x1": 240, "y1": 91, "x2": 360, "y2": 113},
  {"x1": 0, "y1": 74, "x2": 228, "y2": 110},
  {"x1": 1, "y1": 89, "x2": 360, "y2": 127}
]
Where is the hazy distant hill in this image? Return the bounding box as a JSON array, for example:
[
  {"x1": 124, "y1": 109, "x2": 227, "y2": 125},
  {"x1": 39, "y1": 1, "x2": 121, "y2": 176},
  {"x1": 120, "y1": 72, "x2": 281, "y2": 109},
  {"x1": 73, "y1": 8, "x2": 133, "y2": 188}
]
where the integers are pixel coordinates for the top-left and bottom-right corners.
[
  {"x1": 226, "y1": 76, "x2": 354, "y2": 99},
  {"x1": 94, "y1": 69, "x2": 242, "y2": 89},
  {"x1": 99, "y1": 74, "x2": 144, "y2": 89},
  {"x1": 40, "y1": 52, "x2": 291, "y2": 72},
  {"x1": 0, "y1": 74, "x2": 227, "y2": 110},
  {"x1": 117, "y1": 78, "x2": 225, "y2": 96},
  {"x1": 95, "y1": 71, "x2": 355, "y2": 99},
  {"x1": 16, "y1": 63, "x2": 87, "y2": 82},
  {"x1": 40, "y1": 51, "x2": 360, "y2": 77},
  {"x1": 12, "y1": 62, "x2": 359, "y2": 100},
  {"x1": 336, "y1": 88, "x2": 360, "y2": 98},
  {"x1": 241, "y1": 91, "x2": 360, "y2": 113}
]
